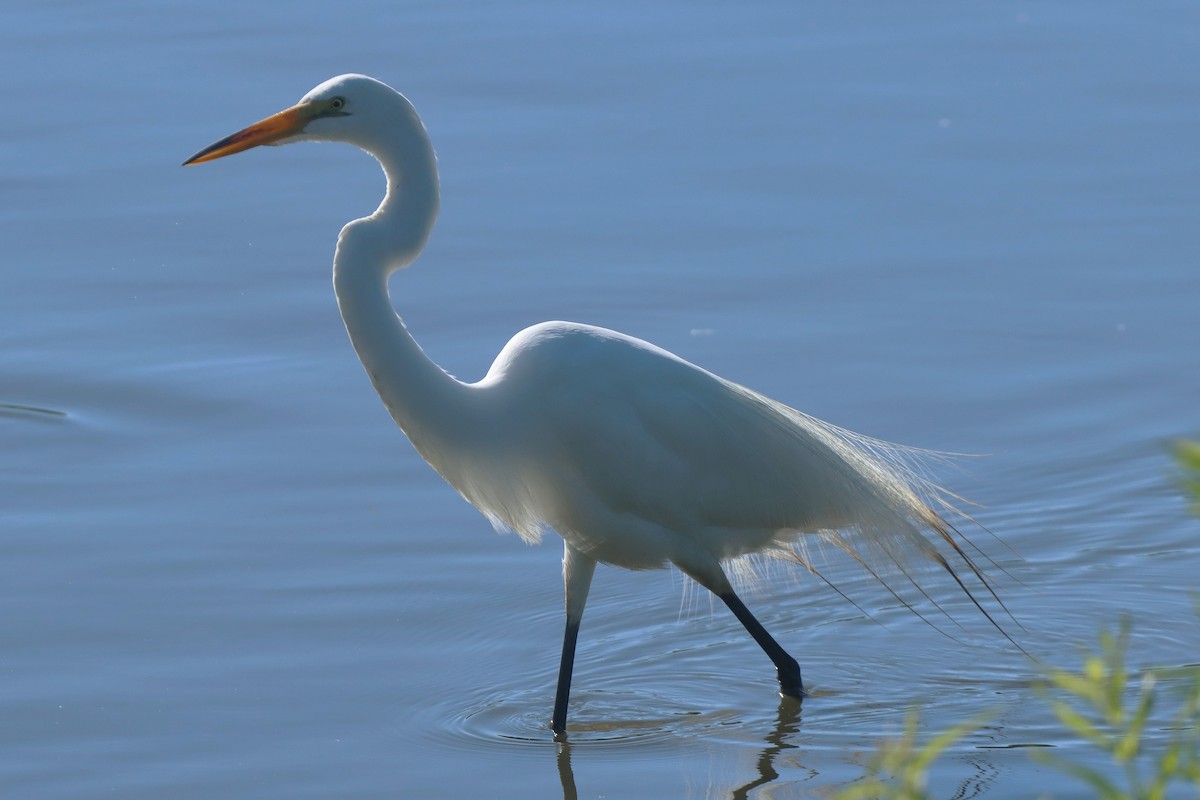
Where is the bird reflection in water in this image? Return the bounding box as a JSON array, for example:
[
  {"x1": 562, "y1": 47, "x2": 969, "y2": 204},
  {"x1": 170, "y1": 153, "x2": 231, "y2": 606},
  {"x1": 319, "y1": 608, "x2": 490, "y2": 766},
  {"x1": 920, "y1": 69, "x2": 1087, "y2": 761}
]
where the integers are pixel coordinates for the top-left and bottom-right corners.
[
  {"x1": 553, "y1": 697, "x2": 1002, "y2": 799},
  {"x1": 553, "y1": 697, "x2": 802, "y2": 800}
]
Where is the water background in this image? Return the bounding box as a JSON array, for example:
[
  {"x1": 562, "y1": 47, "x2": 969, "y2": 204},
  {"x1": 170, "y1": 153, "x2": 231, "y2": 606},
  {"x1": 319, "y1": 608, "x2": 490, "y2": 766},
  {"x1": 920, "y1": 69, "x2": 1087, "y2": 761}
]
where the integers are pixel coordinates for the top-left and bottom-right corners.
[{"x1": 2, "y1": 1, "x2": 1198, "y2": 797}]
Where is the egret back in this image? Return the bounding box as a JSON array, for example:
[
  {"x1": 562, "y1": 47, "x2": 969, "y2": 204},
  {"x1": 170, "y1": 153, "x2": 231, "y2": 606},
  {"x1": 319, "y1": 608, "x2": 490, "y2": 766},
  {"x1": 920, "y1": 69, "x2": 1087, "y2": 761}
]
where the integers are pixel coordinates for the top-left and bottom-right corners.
[{"x1": 453, "y1": 322, "x2": 971, "y2": 596}]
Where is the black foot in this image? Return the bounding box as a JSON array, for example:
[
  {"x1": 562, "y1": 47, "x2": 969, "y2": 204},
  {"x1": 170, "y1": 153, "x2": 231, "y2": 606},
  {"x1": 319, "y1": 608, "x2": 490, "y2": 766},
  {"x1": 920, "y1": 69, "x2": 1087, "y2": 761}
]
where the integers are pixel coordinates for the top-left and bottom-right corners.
[
  {"x1": 778, "y1": 671, "x2": 806, "y2": 699},
  {"x1": 777, "y1": 656, "x2": 805, "y2": 699}
]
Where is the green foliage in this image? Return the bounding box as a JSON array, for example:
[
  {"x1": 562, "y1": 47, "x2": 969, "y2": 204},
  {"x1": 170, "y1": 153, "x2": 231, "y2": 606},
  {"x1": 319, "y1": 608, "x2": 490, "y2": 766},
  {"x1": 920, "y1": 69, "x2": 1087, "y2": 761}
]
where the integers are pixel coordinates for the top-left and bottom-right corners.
[
  {"x1": 833, "y1": 625, "x2": 1200, "y2": 800},
  {"x1": 1177, "y1": 439, "x2": 1200, "y2": 513},
  {"x1": 832, "y1": 709, "x2": 983, "y2": 800},
  {"x1": 1033, "y1": 620, "x2": 1200, "y2": 799},
  {"x1": 832, "y1": 444, "x2": 1200, "y2": 798}
]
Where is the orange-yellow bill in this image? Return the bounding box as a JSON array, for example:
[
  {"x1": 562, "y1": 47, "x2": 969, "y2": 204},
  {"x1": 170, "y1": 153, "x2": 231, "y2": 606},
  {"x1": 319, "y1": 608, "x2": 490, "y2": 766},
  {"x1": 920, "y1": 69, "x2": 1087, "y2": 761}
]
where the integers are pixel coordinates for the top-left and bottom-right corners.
[{"x1": 183, "y1": 105, "x2": 312, "y2": 166}]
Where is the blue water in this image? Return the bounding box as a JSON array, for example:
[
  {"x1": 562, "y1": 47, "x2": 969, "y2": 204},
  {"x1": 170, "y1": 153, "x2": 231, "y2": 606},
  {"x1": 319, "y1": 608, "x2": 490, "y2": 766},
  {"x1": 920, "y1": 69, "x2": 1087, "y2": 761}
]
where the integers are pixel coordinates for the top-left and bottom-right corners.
[{"x1": 2, "y1": 2, "x2": 1198, "y2": 797}]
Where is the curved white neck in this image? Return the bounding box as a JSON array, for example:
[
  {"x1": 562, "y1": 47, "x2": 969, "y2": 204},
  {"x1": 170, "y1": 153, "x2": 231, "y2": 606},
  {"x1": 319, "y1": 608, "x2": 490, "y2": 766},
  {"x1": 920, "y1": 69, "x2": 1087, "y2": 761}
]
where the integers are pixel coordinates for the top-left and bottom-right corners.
[{"x1": 331, "y1": 100, "x2": 467, "y2": 454}]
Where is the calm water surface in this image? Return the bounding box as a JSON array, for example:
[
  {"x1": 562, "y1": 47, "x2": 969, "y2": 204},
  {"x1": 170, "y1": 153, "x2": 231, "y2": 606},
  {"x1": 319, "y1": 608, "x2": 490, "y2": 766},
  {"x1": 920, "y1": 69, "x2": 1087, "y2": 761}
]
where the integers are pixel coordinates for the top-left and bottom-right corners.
[{"x1": 2, "y1": 2, "x2": 1198, "y2": 797}]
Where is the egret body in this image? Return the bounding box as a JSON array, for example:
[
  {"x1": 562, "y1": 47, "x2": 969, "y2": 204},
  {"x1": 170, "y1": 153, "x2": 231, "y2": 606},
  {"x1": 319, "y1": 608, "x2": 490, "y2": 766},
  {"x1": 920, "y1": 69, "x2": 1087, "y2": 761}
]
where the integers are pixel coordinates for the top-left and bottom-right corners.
[{"x1": 185, "y1": 74, "x2": 1005, "y2": 735}]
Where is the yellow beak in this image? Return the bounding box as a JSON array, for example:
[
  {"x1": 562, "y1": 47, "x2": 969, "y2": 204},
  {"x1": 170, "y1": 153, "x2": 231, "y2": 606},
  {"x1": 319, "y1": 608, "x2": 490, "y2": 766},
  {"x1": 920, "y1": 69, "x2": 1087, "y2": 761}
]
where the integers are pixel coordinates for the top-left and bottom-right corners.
[{"x1": 183, "y1": 104, "x2": 313, "y2": 166}]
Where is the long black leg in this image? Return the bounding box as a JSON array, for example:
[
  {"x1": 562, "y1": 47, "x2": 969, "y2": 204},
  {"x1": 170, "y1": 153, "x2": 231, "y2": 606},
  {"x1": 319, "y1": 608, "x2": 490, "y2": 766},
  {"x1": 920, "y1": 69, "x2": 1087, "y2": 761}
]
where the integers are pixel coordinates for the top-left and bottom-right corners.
[
  {"x1": 719, "y1": 590, "x2": 805, "y2": 698},
  {"x1": 551, "y1": 616, "x2": 582, "y2": 734},
  {"x1": 552, "y1": 544, "x2": 596, "y2": 735}
]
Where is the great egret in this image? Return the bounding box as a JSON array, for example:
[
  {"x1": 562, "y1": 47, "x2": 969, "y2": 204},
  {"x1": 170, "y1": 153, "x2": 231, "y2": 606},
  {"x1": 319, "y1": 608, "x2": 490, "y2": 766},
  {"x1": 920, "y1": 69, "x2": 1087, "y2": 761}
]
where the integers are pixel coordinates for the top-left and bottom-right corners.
[{"x1": 185, "y1": 74, "x2": 1008, "y2": 735}]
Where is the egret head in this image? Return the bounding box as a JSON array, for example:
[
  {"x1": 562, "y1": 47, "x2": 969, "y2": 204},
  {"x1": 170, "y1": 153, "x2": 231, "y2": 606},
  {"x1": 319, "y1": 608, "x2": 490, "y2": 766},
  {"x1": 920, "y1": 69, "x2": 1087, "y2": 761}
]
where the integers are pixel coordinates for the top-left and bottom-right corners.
[
  {"x1": 184, "y1": 74, "x2": 440, "y2": 272},
  {"x1": 183, "y1": 74, "x2": 411, "y2": 166}
]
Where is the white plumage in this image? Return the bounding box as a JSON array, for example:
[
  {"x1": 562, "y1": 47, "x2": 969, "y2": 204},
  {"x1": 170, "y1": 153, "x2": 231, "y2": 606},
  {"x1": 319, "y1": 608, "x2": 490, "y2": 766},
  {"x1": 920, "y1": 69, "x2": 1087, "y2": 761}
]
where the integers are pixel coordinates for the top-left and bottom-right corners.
[{"x1": 185, "y1": 74, "x2": 1010, "y2": 736}]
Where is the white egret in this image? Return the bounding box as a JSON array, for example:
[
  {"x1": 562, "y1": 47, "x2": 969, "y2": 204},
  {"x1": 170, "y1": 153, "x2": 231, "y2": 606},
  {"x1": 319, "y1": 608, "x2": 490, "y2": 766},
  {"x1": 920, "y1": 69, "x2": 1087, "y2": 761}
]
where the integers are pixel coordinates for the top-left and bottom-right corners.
[{"x1": 185, "y1": 74, "x2": 1010, "y2": 735}]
